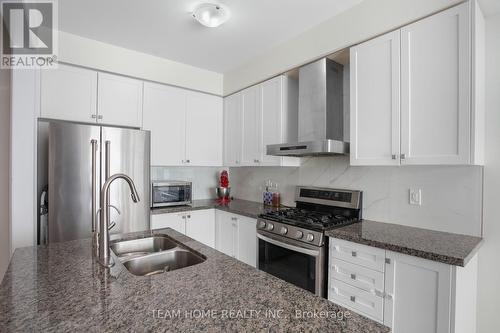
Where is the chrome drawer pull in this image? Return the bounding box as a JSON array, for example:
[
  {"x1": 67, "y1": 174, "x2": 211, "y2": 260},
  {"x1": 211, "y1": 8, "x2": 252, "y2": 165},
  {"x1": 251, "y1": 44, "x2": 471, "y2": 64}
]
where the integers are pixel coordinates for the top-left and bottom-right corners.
[
  {"x1": 350, "y1": 273, "x2": 356, "y2": 280},
  {"x1": 350, "y1": 296, "x2": 356, "y2": 302},
  {"x1": 351, "y1": 251, "x2": 357, "y2": 257}
]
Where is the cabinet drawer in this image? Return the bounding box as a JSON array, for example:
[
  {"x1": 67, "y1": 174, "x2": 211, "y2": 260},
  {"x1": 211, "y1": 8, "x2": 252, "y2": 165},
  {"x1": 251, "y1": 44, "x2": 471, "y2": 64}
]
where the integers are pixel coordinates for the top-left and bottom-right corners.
[
  {"x1": 330, "y1": 258, "x2": 384, "y2": 293},
  {"x1": 330, "y1": 238, "x2": 385, "y2": 272},
  {"x1": 329, "y1": 279, "x2": 384, "y2": 323}
]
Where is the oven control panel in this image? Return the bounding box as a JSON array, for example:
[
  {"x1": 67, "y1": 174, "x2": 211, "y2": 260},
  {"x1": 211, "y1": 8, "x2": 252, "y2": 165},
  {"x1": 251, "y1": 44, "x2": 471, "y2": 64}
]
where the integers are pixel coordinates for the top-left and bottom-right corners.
[{"x1": 257, "y1": 219, "x2": 324, "y2": 247}]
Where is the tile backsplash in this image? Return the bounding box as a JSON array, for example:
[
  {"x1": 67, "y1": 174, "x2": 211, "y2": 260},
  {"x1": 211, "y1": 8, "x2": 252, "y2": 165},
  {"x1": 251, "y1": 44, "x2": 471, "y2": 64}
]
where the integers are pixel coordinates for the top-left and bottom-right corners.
[
  {"x1": 151, "y1": 166, "x2": 224, "y2": 200},
  {"x1": 229, "y1": 156, "x2": 483, "y2": 237}
]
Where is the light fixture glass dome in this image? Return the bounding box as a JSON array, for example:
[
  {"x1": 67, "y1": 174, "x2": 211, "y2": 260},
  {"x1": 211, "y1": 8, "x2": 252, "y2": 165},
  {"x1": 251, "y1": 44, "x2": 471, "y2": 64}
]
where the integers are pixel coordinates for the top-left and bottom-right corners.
[{"x1": 192, "y1": 3, "x2": 230, "y2": 28}]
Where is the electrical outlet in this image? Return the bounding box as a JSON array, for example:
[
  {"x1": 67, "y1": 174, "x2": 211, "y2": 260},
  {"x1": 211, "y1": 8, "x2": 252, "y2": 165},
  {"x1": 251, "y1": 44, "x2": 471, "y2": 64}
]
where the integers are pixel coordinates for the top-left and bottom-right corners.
[{"x1": 409, "y1": 188, "x2": 422, "y2": 206}]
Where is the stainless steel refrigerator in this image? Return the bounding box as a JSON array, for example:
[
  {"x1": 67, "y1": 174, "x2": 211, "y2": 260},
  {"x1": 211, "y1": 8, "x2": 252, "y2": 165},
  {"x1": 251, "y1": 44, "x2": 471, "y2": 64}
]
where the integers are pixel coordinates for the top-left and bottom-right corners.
[{"x1": 37, "y1": 119, "x2": 150, "y2": 244}]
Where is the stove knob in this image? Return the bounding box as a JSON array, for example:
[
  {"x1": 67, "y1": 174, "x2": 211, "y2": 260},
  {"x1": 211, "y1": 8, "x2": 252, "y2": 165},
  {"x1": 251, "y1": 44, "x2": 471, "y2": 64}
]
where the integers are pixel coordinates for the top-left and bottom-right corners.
[
  {"x1": 267, "y1": 223, "x2": 274, "y2": 231},
  {"x1": 295, "y1": 231, "x2": 304, "y2": 239},
  {"x1": 280, "y1": 226, "x2": 288, "y2": 235},
  {"x1": 258, "y1": 221, "x2": 266, "y2": 229},
  {"x1": 306, "y1": 233, "x2": 315, "y2": 242}
]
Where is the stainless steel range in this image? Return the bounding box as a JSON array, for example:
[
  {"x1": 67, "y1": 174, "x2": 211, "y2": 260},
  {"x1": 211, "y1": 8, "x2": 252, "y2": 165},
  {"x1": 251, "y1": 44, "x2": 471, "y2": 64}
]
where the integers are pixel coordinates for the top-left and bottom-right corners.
[{"x1": 257, "y1": 186, "x2": 362, "y2": 297}]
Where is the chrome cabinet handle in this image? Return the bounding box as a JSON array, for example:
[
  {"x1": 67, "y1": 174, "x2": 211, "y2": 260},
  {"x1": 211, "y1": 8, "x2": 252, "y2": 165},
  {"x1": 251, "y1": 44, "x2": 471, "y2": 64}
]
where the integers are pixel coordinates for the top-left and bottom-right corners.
[
  {"x1": 350, "y1": 296, "x2": 356, "y2": 302},
  {"x1": 91, "y1": 139, "x2": 98, "y2": 236},
  {"x1": 350, "y1": 273, "x2": 356, "y2": 280},
  {"x1": 91, "y1": 114, "x2": 97, "y2": 119},
  {"x1": 231, "y1": 217, "x2": 237, "y2": 221},
  {"x1": 187, "y1": 215, "x2": 191, "y2": 219},
  {"x1": 186, "y1": 159, "x2": 190, "y2": 163},
  {"x1": 254, "y1": 159, "x2": 260, "y2": 163},
  {"x1": 391, "y1": 154, "x2": 397, "y2": 160},
  {"x1": 97, "y1": 115, "x2": 103, "y2": 120},
  {"x1": 400, "y1": 153, "x2": 406, "y2": 160},
  {"x1": 235, "y1": 160, "x2": 240, "y2": 164},
  {"x1": 351, "y1": 251, "x2": 357, "y2": 257}
]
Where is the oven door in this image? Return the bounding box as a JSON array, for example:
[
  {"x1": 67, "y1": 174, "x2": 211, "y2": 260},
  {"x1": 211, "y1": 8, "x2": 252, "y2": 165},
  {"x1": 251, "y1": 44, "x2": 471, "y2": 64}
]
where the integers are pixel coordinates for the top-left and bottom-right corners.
[
  {"x1": 257, "y1": 232, "x2": 326, "y2": 297},
  {"x1": 151, "y1": 183, "x2": 191, "y2": 207}
]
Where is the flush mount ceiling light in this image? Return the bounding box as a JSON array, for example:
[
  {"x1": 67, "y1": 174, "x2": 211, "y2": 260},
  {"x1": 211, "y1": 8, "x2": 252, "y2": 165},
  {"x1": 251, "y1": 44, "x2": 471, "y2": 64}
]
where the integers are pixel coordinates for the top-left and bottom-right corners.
[{"x1": 192, "y1": 3, "x2": 231, "y2": 28}]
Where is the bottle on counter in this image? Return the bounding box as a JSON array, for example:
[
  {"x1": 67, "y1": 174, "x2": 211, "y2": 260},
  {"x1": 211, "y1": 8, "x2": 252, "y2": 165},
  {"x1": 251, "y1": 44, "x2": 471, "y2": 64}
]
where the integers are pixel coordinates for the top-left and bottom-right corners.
[
  {"x1": 271, "y1": 183, "x2": 281, "y2": 208},
  {"x1": 263, "y1": 180, "x2": 273, "y2": 206}
]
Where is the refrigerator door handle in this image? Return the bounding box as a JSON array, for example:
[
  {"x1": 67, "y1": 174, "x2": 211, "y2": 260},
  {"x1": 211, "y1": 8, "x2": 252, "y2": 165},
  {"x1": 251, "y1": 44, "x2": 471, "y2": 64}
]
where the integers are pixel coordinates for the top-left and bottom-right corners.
[{"x1": 91, "y1": 139, "x2": 98, "y2": 235}]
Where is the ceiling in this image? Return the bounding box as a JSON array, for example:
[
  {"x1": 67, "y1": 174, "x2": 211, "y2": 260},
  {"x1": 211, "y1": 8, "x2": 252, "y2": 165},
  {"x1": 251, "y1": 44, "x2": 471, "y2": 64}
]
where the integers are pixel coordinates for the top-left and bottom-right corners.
[{"x1": 58, "y1": 0, "x2": 364, "y2": 73}]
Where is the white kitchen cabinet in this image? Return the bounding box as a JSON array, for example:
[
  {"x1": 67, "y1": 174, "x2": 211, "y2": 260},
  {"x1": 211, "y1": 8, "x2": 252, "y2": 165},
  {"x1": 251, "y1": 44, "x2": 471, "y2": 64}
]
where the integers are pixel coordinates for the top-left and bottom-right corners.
[
  {"x1": 215, "y1": 210, "x2": 237, "y2": 257},
  {"x1": 185, "y1": 91, "x2": 223, "y2": 166},
  {"x1": 400, "y1": 3, "x2": 470, "y2": 165},
  {"x1": 151, "y1": 212, "x2": 186, "y2": 234},
  {"x1": 143, "y1": 82, "x2": 223, "y2": 166},
  {"x1": 328, "y1": 237, "x2": 479, "y2": 332},
  {"x1": 350, "y1": 30, "x2": 401, "y2": 166},
  {"x1": 260, "y1": 76, "x2": 300, "y2": 166},
  {"x1": 151, "y1": 209, "x2": 215, "y2": 248},
  {"x1": 384, "y1": 251, "x2": 452, "y2": 333},
  {"x1": 236, "y1": 215, "x2": 257, "y2": 267},
  {"x1": 223, "y1": 93, "x2": 243, "y2": 166},
  {"x1": 143, "y1": 82, "x2": 186, "y2": 166},
  {"x1": 215, "y1": 210, "x2": 257, "y2": 267},
  {"x1": 97, "y1": 72, "x2": 143, "y2": 128},
  {"x1": 241, "y1": 85, "x2": 262, "y2": 166},
  {"x1": 40, "y1": 64, "x2": 98, "y2": 123},
  {"x1": 185, "y1": 209, "x2": 216, "y2": 248},
  {"x1": 350, "y1": 2, "x2": 484, "y2": 166},
  {"x1": 223, "y1": 75, "x2": 300, "y2": 167}
]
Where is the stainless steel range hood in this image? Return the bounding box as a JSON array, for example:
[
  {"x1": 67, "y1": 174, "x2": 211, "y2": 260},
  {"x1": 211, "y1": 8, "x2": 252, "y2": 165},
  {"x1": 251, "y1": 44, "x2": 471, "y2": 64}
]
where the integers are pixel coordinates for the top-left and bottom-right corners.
[{"x1": 267, "y1": 58, "x2": 349, "y2": 156}]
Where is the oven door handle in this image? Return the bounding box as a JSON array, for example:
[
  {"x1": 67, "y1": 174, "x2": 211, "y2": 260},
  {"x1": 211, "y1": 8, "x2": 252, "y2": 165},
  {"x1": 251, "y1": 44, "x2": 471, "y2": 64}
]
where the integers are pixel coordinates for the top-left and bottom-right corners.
[{"x1": 257, "y1": 233, "x2": 320, "y2": 257}]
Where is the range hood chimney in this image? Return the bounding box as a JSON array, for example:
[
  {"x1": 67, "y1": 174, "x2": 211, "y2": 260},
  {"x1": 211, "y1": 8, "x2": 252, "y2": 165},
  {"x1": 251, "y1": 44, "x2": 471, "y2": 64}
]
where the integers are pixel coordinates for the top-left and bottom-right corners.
[{"x1": 267, "y1": 58, "x2": 349, "y2": 156}]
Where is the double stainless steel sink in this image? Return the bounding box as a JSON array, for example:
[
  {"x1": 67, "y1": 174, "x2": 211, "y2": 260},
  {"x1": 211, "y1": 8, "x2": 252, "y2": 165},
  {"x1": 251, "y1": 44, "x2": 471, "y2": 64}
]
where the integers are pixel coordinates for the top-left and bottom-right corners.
[{"x1": 110, "y1": 235, "x2": 205, "y2": 276}]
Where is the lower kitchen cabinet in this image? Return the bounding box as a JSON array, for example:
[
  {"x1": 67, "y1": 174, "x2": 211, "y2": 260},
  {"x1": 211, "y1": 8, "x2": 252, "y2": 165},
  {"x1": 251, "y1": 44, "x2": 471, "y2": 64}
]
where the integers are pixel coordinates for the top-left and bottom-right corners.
[
  {"x1": 328, "y1": 237, "x2": 478, "y2": 333},
  {"x1": 151, "y1": 209, "x2": 215, "y2": 247},
  {"x1": 215, "y1": 210, "x2": 257, "y2": 267}
]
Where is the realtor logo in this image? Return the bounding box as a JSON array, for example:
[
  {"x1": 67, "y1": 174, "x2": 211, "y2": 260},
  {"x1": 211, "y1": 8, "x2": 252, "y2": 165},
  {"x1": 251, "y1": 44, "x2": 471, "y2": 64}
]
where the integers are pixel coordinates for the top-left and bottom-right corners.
[{"x1": 1, "y1": 0, "x2": 58, "y2": 68}]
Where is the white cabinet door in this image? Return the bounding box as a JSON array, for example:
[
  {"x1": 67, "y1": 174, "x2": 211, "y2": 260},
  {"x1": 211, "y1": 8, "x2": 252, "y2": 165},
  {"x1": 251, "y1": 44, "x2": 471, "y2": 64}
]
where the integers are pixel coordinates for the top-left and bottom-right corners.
[
  {"x1": 185, "y1": 92, "x2": 223, "y2": 166},
  {"x1": 223, "y1": 93, "x2": 243, "y2": 166},
  {"x1": 215, "y1": 211, "x2": 237, "y2": 257},
  {"x1": 241, "y1": 86, "x2": 262, "y2": 166},
  {"x1": 143, "y1": 82, "x2": 186, "y2": 166},
  {"x1": 151, "y1": 213, "x2": 186, "y2": 234},
  {"x1": 260, "y1": 76, "x2": 283, "y2": 166},
  {"x1": 350, "y1": 30, "x2": 401, "y2": 166},
  {"x1": 97, "y1": 72, "x2": 143, "y2": 128},
  {"x1": 384, "y1": 251, "x2": 452, "y2": 333},
  {"x1": 185, "y1": 209, "x2": 216, "y2": 248},
  {"x1": 400, "y1": 3, "x2": 470, "y2": 165},
  {"x1": 236, "y1": 216, "x2": 257, "y2": 267},
  {"x1": 40, "y1": 64, "x2": 98, "y2": 123}
]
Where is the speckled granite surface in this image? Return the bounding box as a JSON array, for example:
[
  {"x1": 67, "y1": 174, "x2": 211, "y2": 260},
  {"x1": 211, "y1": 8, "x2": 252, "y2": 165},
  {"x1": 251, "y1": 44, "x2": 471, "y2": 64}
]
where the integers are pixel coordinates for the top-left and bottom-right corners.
[
  {"x1": 151, "y1": 198, "x2": 280, "y2": 219},
  {"x1": 326, "y1": 220, "x2": 483, "y2": 267},
  {"x1": 0, "y1": 228, "x2": 389, "y2": 333}
]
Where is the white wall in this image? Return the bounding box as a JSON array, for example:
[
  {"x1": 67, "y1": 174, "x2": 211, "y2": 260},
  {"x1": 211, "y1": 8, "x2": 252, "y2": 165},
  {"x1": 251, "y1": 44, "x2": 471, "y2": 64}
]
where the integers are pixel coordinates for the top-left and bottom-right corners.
[
  {"x1": 230, "y1": 158, "x2": 483, "y2": 236},
  {"x1": 59, "y1": 31, "x2": 223, "y2": 96},
  {"x1": 223, "y1": 0, "x2": 463, "y2": 95},
  {"x1": 151, "y1": 167, "x2": 223, "y2": 200},
  {"x1": 0, "y1": 69, "x2": 10, "y2": 280},
  {"x1": 477, "y1": 13, "x2": 500, "y2": 333}
]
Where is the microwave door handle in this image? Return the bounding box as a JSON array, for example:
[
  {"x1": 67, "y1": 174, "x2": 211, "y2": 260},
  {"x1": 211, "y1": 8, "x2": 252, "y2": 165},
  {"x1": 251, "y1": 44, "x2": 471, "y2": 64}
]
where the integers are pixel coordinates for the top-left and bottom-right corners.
[{"x1": 257, "y1": 233, "x2": 320, "y2": 257}]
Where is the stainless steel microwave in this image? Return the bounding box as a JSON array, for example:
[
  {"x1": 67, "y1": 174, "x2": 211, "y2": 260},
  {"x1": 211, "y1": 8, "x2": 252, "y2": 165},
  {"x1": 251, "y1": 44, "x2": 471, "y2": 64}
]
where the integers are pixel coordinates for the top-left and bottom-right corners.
[{"x1": 151, "y1": 181, "x2": 192, "y2": 208}]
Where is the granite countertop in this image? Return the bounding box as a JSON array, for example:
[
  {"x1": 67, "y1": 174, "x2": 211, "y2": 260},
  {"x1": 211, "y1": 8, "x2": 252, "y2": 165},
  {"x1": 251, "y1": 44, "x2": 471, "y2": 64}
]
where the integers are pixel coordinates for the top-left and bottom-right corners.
[
  {"x1": 326, "y1": 220, "x2": 483, "y2": 267},
  {"x1": 151, "y1": 198, "x2": 280, "y2": 219},
  {"x1": 0, "y1": 228, "x2": 389, "y2": 333}
]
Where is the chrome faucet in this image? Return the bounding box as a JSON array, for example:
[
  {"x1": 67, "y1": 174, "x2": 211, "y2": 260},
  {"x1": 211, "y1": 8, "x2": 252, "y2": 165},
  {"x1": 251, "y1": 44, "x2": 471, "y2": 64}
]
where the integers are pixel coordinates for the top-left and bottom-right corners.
[{"x1": 97, "y1": 173, "x2": 140, "y2": 267}]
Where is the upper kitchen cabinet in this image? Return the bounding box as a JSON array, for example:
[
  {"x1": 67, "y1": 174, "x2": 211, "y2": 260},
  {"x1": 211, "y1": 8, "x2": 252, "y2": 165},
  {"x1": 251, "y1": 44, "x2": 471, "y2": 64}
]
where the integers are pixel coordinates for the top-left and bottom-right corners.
[
  {"x1": 260, "y1": 76, "x2": 299, "y2": 166},
  {"x1": 143, "y1": 82, "x2": 186, "y2": 166},
  {"x1": 350, "y1": 2, "x2": 484, "y2": 166},
  {"x1": 223, "y1": 93, "x2": 243, "y2": 166},
  {"x1": 350, "y1": 31, "x2": 401, "y2": 166},
  {"x1": 223, "y1": 75, "x2": 300, "y2": 167},
  {"x1": 40, "y1": 64, "x2": 98, "y2": 123},
  {"x1": 97, "y1": 72, "x2": 143, "y2": 128},
  {"x1": 241, "y1": 85, "x2": 262, "y2": 166},
  {"x1": 185, "y1": 91, "x2": 223, "y2": 166},
  {"x1": 143, "y1": 82, "x2": 223, "y2": 166}
]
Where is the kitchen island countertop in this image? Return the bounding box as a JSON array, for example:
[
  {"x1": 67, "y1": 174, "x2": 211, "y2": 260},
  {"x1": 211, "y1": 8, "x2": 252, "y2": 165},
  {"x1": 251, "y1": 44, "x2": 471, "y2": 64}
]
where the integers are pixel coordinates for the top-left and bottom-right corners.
[{"x1": 0, "y1": 228, "x2": 389, "y2": 333}]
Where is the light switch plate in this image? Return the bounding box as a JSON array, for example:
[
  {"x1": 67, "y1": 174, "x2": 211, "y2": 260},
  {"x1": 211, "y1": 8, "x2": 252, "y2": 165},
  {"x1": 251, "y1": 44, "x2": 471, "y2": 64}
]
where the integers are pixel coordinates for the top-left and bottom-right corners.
[{"x1": 409, "y1": 188, "x2": 422, "y2": 206}]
